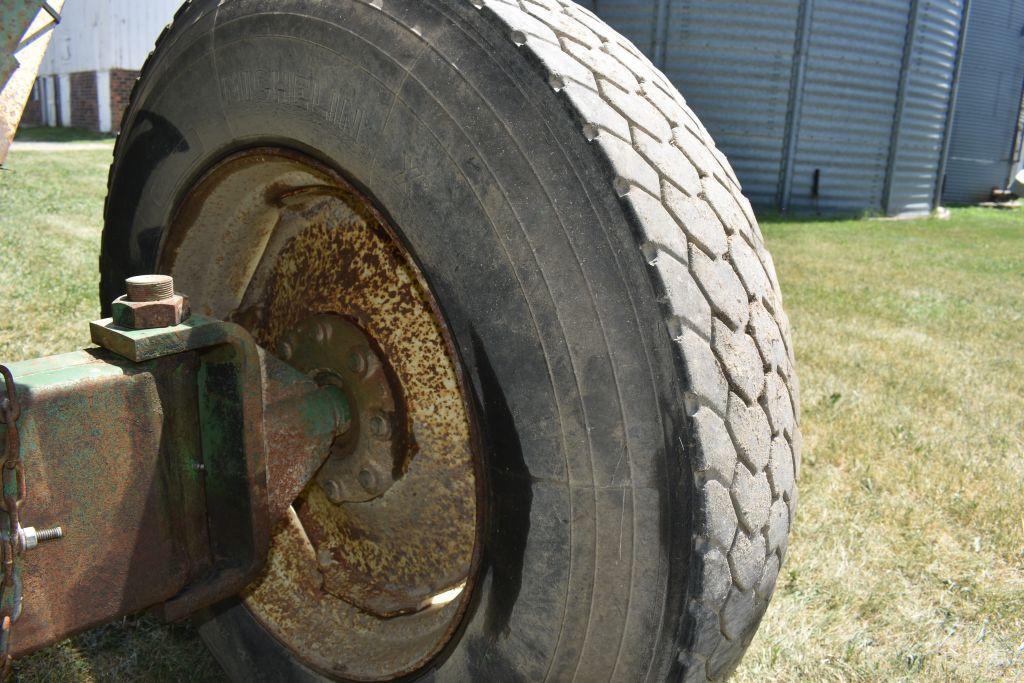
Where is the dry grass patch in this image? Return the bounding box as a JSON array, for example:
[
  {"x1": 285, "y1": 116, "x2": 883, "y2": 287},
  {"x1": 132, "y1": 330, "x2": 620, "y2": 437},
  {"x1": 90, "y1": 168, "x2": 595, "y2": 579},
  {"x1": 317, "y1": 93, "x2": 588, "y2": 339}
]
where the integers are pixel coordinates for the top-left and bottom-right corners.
[{"x1": 737, "y1": 209, "x2": 1024, "y2": 680}]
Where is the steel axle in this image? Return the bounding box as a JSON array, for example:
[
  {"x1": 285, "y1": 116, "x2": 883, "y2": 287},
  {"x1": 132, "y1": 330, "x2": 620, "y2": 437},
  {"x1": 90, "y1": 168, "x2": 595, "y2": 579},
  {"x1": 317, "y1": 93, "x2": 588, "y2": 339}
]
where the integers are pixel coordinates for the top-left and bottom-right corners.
[{"x1": 0, "y1": 280, "x2": 351, "y2": 659}]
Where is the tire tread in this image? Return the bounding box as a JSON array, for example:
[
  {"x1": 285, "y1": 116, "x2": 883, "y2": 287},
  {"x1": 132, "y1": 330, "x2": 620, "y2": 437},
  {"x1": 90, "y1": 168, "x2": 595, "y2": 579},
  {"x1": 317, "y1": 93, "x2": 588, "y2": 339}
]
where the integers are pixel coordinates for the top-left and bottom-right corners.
[{"x1": 474, "y1": 2, "x2": 800, "y2": 679}]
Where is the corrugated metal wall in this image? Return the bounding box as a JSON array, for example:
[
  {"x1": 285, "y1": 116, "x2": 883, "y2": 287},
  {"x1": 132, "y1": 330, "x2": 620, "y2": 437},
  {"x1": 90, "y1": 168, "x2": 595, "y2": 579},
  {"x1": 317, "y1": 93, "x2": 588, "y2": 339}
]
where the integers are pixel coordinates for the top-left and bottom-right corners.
[
  {"x1": 586, "y1": 0, "x2": 975, "y2": 216},
  {"x1": 588, "y1": 1, "x2": 661, "y2": 56},
  {"x1": 786, "y1": 0, "x2": 911, "y2": 213},
  {"x1": 664, "y1": 1, "x2": 803, "y2": 207},
  {"x1": 943, "y1": 0, "x2": 1024, "y2": 204},
  {"x1": 592, "y1": 0, "x2": 804, "y2": 207}
]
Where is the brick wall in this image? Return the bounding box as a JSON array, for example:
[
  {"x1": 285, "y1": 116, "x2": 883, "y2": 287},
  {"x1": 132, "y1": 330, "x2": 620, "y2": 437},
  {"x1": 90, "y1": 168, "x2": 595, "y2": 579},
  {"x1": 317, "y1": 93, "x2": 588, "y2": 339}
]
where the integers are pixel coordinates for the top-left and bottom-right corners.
[
  {"x1": 70, "y1": 71, "x2": 98, "y2": 131},
  {"x1": 20, "y1": 82, "x2": 44, "y2": 126},
  {"x1": 109, "y1": 69, "x2": 139, "y2": 133}
]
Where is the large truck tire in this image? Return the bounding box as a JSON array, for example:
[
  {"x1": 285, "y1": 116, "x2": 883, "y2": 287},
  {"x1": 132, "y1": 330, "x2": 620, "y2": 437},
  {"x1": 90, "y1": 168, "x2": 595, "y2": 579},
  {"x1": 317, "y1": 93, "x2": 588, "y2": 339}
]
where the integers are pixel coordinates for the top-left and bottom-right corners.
[{"x1": 100, "y1": 1, "x2": 800, "y2": 680}]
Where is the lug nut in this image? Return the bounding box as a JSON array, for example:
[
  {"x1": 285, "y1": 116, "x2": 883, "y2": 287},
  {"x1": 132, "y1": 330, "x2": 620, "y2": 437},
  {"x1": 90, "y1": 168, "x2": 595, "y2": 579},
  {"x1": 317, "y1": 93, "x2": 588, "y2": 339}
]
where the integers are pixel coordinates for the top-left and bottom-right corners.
[
  {"x1": 321, "y1": 479, "x2": 343, "y2": 503},
  {"x1": 348, "y1": 351, "x2": 367, "y2": 375},
  {"x1": 369, "y1": 413, "x2": 391, "y2": 440},
  {"x1": 358, "y1": 467, "x2": 379, "y2": 493}
]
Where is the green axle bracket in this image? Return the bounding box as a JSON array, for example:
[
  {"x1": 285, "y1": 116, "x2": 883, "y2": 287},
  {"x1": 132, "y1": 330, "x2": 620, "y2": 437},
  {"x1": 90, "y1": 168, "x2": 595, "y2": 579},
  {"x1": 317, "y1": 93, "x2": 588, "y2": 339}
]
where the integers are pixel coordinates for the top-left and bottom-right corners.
[{"x1": 0, "y1": 313, "x2": 350, "y2": 657}]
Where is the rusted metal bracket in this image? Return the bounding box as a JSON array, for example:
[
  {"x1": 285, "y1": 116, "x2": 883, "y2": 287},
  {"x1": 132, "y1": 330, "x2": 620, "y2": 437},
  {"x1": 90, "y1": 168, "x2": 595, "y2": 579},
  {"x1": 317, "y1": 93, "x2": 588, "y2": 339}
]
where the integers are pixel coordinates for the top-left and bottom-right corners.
[
  {"x1": 0, "y1": 313, "x2": 350, "y2": 657},
  {"x1": 1, "y1": 0, "x2": 66, "y2": 165}
]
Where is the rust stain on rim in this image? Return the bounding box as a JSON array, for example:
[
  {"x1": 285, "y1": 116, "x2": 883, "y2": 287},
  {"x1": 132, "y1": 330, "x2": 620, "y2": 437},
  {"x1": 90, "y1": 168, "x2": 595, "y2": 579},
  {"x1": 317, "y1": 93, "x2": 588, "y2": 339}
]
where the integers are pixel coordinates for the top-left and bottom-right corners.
[{"x1": 161, "y1": 148, "x2": 483, "y2": 681}]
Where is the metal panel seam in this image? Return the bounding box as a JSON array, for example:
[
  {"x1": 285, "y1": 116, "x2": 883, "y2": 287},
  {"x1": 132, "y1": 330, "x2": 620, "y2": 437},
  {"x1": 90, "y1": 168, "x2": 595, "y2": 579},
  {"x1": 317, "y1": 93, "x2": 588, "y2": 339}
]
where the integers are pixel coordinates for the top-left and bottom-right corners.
[
  {"x1": 653, "y1": 0, "x2": 671, "y2": 69},
  {"x1": 779, "y1": 0, "x2": 814, "y2": 211},
  {"x1": 934, "y1": 0, "x2": 971, "y2": 208},
  {"x1": 883, "y1": 0, "x2": 922, "y2": 215}
]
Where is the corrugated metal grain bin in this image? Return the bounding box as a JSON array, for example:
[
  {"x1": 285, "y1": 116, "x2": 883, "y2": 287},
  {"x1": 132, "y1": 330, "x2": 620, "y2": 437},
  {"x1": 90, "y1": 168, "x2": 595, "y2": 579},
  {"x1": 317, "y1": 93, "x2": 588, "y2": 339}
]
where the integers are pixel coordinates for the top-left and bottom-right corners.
[
  {"x1": 582, "y1": 0, "x2": 971, "y2": 216},
  {"x1": 662, "y1": 0, "x2": 803, "y2": 207},
  {"x1": 785, "y1": 0, "x2": 914, "y2": 214},
  {"x1": 886, "y1": 0, "x2": 969, "y2": 215},
  {"x1": 943, "y1": 0, "x2": 1024, "y2": 204}
]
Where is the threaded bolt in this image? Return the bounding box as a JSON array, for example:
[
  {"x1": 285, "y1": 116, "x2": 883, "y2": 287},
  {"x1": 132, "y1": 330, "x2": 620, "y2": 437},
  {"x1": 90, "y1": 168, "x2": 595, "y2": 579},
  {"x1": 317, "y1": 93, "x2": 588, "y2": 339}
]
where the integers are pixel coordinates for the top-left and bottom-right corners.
[
  {"x1": 126, "y1": 275, "x2": 175, "y2": 302},
  {"x1": 18, "y1": 525, "x2": 63, "y2": 551}
]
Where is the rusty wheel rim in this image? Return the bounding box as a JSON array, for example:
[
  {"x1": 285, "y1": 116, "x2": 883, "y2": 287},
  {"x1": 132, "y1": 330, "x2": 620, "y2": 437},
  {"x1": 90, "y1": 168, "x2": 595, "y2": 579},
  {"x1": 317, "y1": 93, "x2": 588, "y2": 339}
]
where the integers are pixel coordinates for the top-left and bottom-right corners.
[{"x1": 160, "y1": 148, "x2": 482, "y2": 681}]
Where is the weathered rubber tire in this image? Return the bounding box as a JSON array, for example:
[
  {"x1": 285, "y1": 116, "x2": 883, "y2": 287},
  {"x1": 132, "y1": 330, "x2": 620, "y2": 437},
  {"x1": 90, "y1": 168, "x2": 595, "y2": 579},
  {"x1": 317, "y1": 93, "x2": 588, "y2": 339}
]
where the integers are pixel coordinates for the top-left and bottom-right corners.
[{"x1": 101, "y1": 1, "x2": 800, "y2": 680}]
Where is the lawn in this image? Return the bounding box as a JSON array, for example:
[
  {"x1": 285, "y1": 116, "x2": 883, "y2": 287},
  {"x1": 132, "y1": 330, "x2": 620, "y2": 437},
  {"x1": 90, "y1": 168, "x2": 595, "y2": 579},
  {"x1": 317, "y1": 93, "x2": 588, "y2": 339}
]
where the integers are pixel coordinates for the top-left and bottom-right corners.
[
  {"x1": 1, "y1": 146, "x2": 1022, "y2": 681},
  {"x1": 14, "y1": 125, "x2": 116, "y2": 143}
]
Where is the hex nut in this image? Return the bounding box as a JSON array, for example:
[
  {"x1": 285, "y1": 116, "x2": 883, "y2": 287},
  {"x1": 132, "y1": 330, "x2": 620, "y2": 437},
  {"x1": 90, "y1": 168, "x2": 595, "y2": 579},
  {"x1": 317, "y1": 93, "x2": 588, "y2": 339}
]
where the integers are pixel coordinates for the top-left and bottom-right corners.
[{"x1": 111, "y1": 293, "x2": 191, "y2": 330}]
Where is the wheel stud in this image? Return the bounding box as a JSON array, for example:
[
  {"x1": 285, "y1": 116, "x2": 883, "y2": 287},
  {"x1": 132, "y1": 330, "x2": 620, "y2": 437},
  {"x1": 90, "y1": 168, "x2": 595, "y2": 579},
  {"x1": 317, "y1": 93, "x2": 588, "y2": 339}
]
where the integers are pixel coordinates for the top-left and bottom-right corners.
[
  {"x1": 357, "y1": 467, "x2": 379, "y2": 493},
  {"x1": 321, "y1": 479, "x2": 344, "y2": 503},
  {"x1": 369, "y1": 413, "x2": 391, "y2": 439},
  {"x1": 348, "y1": 351, "x2": 367, "y2": 375}
]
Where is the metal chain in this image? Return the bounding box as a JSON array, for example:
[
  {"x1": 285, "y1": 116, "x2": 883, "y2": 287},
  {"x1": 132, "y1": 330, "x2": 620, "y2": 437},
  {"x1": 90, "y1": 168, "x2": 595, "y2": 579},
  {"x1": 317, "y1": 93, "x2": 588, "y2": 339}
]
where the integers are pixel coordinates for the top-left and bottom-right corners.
[{"x1": 0, "y1": 366, "x2": 25, "y2": 681}]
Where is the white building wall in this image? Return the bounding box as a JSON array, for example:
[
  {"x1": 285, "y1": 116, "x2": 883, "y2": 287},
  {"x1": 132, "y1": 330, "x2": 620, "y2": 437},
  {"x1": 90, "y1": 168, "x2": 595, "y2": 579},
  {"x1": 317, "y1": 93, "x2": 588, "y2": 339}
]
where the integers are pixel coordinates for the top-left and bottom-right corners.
[
  {"x1": 58, "y1": 73, "x2": 72, "y2": 126},
  {"x1": 43, "y1": 78, "x2": 57, "y2": 125},
  {"x1": 39, "y1": 0, "x2": 181, "y2": 76},
  {"x1": 96, "y1": 70, "x2": 112, "y2": 131}
]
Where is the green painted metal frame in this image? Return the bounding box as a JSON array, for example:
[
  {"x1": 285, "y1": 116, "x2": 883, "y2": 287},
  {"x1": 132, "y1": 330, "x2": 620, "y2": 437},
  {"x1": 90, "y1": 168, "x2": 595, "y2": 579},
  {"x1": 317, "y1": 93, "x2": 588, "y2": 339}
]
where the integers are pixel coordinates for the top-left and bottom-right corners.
[{"x1": 0, "y1": 316, "x2": 349, "y2": 656}]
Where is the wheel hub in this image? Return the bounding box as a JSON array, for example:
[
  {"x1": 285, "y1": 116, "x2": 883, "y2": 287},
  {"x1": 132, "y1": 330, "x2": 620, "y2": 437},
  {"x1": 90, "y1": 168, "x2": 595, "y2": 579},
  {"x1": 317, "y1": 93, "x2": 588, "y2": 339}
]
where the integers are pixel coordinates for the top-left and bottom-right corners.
[
  {"x1": 281, "y1": 315, "x2": 408, "y2": 506},
  {"x1": 161, "y1": 148, "x2": 481, "y2": 680}
]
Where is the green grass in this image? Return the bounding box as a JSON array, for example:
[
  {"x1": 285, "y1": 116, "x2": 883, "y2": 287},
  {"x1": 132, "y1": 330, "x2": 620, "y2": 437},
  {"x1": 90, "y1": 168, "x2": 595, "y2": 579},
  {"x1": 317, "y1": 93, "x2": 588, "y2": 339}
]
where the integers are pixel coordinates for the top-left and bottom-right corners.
[
  {"x1": 13, "y1": 126, "x2": 116, "y2": 143},
  {"x1": 738, "y1": 209, "x2": 1024, "y2": 681},
  {"x1": 2, "y1": 147, "x2": 1022, "y2": 680}
]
